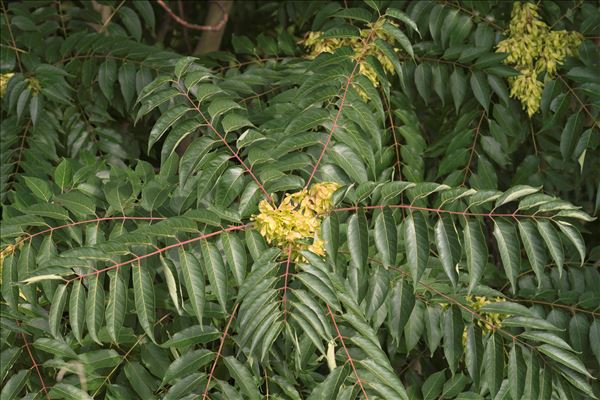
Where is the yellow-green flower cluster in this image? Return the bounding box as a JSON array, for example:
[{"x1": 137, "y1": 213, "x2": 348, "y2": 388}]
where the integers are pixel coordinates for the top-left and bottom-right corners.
[
  {"x1": 253, "y1": 182, "x2": 340, "y2": 259},
  {"x1": 466, "y1": 295, "x2": 508, "y2": 331},
  {"x1": 301, "y1": 19, "x2": 399, "y2": 93},
  {"x1": 0, "y1": 73, "x2": 14, "y2": 98},
  {"x1": 496, "y1": 2, "x2": 582, "y2": 116}
]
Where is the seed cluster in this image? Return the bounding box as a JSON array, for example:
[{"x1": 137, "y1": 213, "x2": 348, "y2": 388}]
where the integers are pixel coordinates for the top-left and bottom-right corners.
[
  {"x1": 0, "y1": 73, "x2": 14, "y2": 98},
  {"x1": 496, "y1": 2, "x2": 582, "y2": 116},
  {"x1": 465, "y1": 295, "x2": 508, "y2": 331},
  {"x1": 252, "y1": 182, "x2": 340, "y2": 259}
]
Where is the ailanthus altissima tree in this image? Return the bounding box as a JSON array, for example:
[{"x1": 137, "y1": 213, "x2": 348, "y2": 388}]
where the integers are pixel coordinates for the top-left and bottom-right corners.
[{"x1": 1, "y1": 1, "x2": 599, "y2": 399}]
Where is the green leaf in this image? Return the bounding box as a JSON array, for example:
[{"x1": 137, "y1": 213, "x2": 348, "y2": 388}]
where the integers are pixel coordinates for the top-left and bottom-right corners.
[
  {"x1": 422, "y1": 369, "x2": 446, "y2": 400},
  {"x1": 133, "y1": 263, "x2": 156, "y2": 342},
  {"x1": 365, "y1": 267, "x2": 389, "y2": 320},
  {"x1": 49, "y1": 284, "x2": 68, "y2": 339},
  {"x1": 502, "y1": 316, "x2": 562, "y2": 331},
  {"x1": 518, "y1": 220, "x2": 547, "y2": 287},
  {"x1": 464, "y1": 219, "x2": 487, "y2": 293},
  {"x1": 590, "y1": 319, "x2": 600, "y2": 368},
  {"x1": 560, "y1": 112, "x2": 584, "y2": 160},
  {"x1": 405, "y1": 211, "x2": 429, "y2": 287},
  {"x1": 443, "y1": 306, "x2": 464, "y2": 374},
  {"x1": 222, "y1": 113, "x2": 253, "y2": 134},
  {"x1": 221, "y1": 232, "x2": 247, "y2": 286},
  {"x1": 388, "y1": 279, "x2": 415, "y2": 344},
  {"x1": 118, "y1": 62, "x2": 137, "y2": 109},
  {"x1": 536, "y1": 220, "x2": 564, "y2": 275},
  {"x1": 106, "y1": 272, "x2": 127, "y2": 343},
  {"x1": 519, "y1": 331, "x2": 576, "y2": 352},
  {"x1": 374, "y1": 207, "x2": 397, "y2": 268},
  {"x1": 484, "y1": 333, "x2": 504, "y2": 398},
  {"x1": 201, "y1": 241, "x2": 228, "y2": 313},
  {"x1": 382, "y1": 22, "x2": 414, "y2": 57},
  {"x1": 223, "y1": 356, "x2": 261, "y2": 400},
  {"x1": 495, "y1": 185, "x2": 541, "y2": 207},
  {"x1": 442, "y1": 373, "x2": 469, "y2": 398},
  {"x1": 450, "y1": 68, "x2": 467, "y2": 113},
  {"x1": 322, "y1": 213, "x2": 339, "y2": 266},
  {"x1": 33, "y1": 338, "x2": 77, "y2": 358},
  {"x1": 330, "y1": 144, "x2": 368, "y2": 183},
  {"x1": 23, "y1": 176, "x2": 53, "y2": 202},
  {"x1": 148, "y1": 105, "x2": 191, "y2": 152},
  {"x1": 86, "y1": 274, "x2": 105, "y2": 345},
  {"x1": 385, "y1": 7, "x2": 420, "y2": 35},
  {"x1": 508, "y1": 344, "x2": 526, "y2": 400},
  {"x1": 405, "y1": 300, "x2": 425, "y2": 352},
  {"x1": 179, "y1": 249, "x2": 205, "y2": 324},
  {"x1": 470, "y1": 71, "x2": 491, "y2": 112},
  {"x1": 119, "y1": 6, "x2": 142, "y2": 41},
  {"x1": 492, "y1": 219, "x2": 520, "y2": 294},
  {"x1": 162, "y1": 349, "x2": 214, "y2": 384},
  {"x1": 465, "y1": 325, "x2": 483, "y2": 387},
  {"x1": 1, "y1": 370, "x2": 29, "y2": 400},
  {"x1": 160, "y1": 325, "x2": 220, "y2": 348},
  {"x1": 522, "y1": 349, "x2": 539, "y2": 400},
  {"x1": 98, "y1": 58, "x2": 117, "y2": 101},
  {"x1": 208, "y1": 98, "x2": 243, "y2": 120},
  {"x1": 480, "y1": 301, "x2": 534, "y2": 317},
  {"x1": 69, "y1": 279, "x2": 86, "y2": 344},
  {"x1": 537, "y1": 344, "x2": 593, "y2": 378},
  {"x1": 555, "y1": 221, "x2": 586, "y2": 266},
  {"x1": 54, "y1": 158, "x2": 73, "y2": 192},
  {"x1": 434, "y1": 215, "x2": 460, "y2": 288},
  {"x1": 348, "y1": 209, "x2": 368, "y2": 271},
  {"x1": 568, "y1": 313, "x2": 589, "y2": 354}
]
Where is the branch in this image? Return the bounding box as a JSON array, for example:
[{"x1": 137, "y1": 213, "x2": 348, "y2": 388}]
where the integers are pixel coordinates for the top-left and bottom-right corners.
[
  {"x1": 202, "y1": 303, "x2": 239, "y2": 399},
  {"x1": 10, "y1": 216, "x2": 166, "y2": 249},
  {"x1": 156, "y1": 0, "x2": 228, "y2": 31},
  {"x1": 462, "y1": 111, "x2": 486, "y2": 185},
  {"x1": 178, "y1": 89, "x2": 274, "y2": 204},
  {"x1": 332, "y1": 204, "x2": 548, "y2": 220},
  {"x1": 326, "y1": 305, "x2": 369, "y2": 399},
  {"x1": 305, "y1": 28, "x2": 378, "y2": 188},
  {"x1": 18, "y1": 326, "x2": 49, "y2": 399},
  {"x1": 68, "y1": 224, "x2": 249, "y2": 281}
]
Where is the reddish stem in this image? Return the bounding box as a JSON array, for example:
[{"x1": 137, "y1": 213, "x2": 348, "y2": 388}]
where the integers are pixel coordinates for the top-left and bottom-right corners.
[
  {"x1": 12, "y1": 216, "x2": 166, "y2": 248},
  {"x1": 156, "y1": 0, "x2": 228, "y2": 31},
  {"x1": 305, "y1": 30, "x2": 377, "y2": 188},
  {"x1": 69, "y1": 224, "x2": 249, "y2": 281},
  {"x1": 18, "y1": 328, "x2": 49, "y2": 398},
  {"x1": 326, "y1": 305, "x2": 369, "y2": 399},
  {"x1": 333, "y1": 204, "x2": 545, "y2": 220},
  {"x1": 179, "y1": 90, "x2": 274, "y2": 204},
  {"x1": 202, "y1": 303, "x2": 239, "y2": 399},
  {"x1": 462, "y1": 112, "x2": 486, "y2": 186}
]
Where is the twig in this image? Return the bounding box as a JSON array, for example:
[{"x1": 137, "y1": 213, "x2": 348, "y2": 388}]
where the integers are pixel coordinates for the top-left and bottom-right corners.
[
  {"x1": 156, "y1": 0, "x2": 228, "y2": 31},
  {"x1": 178, "y1": 89, "x2": 274, "y2": 204},
  {"x1": 332, "y1": 204, "x2": 549, "y2": 220},
  {"x1": 305, "y1": 28, "x2": 378, "y2": 188},
  {"x1": 462, "y1": 111, "x2": 486, "y2": 186},
  {"x1": 68, "y1": 224, "x2": 249, "y2": 281},
  {"x1": 18, "y1": 325, "x2": 50, "y2": 399},
  {"x1": 326, "y1": 305, "x2": 369, "y2": 399},
  {"x1": 0, "y1": 0, "x2": 22, "y2": 72},
  {"x1": 202, "y1": 303, "x2": 239, "y2": 399}
]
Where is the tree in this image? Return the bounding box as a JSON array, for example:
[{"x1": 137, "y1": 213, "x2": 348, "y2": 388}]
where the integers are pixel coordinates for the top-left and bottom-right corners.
[{"x1": 1, "y1": 1, "x2": 599, "y2": 399}]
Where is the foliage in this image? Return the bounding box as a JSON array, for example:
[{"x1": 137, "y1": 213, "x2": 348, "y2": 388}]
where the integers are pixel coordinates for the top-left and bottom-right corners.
[{"x1": 1, "y1": 0, "x2": 599, "y2": 399}]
